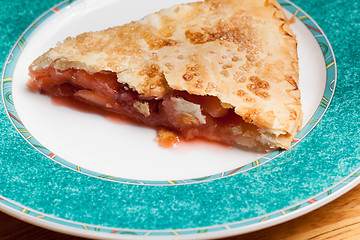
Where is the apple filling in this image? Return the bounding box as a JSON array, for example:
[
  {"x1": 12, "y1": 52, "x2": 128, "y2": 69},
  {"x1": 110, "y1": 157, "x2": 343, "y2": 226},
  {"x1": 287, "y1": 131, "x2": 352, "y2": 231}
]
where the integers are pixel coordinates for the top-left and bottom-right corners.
[{"x1": 28, "y1": 66, "x2": 263, "y2": 147}]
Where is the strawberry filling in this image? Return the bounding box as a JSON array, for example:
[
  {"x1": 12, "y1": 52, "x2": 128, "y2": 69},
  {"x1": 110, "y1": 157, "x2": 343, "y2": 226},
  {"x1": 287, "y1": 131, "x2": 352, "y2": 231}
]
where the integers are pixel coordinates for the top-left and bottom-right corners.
[{"x1": 28, "y1": 67, "x2": 257, "y2": 147}]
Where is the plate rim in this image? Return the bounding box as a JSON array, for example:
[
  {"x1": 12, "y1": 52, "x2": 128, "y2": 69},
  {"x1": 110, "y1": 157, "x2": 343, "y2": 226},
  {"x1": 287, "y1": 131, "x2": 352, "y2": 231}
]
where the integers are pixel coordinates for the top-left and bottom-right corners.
[{"x1": 1, "y1": 165, "x2": 358, "y2": 240}]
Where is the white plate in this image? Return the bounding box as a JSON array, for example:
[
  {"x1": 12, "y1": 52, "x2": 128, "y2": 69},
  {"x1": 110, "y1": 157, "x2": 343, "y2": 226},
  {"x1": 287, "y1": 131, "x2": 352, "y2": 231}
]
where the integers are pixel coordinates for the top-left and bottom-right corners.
[
  {"x1": 1, "y1": 0, "x2": 346, "y2": 239},
  {"x1": 12, "y1": 0, "x2": 325, "y2": 182}
]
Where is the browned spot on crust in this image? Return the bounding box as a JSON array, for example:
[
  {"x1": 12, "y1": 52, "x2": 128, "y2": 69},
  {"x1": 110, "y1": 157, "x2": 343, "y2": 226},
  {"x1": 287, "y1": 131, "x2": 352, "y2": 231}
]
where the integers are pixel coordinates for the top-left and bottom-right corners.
[
  {"x1": 185, "y1": 31, "x2": 209, "y2": 44},
  {"x1": 249, "y1": 76, "x2": 270, "y2": 89},
  {"x1": 233, "y1": 72, "x2": 245, "y2": 83},
  {"x1": 222, "y1": 63, "x2": 233, "y2": 69},
  {"x1": 285, "y1": 75, "x2": 298, "y2": 90},
  {"x1": 257, "y1": 91, "x2": 270, "y2": 99},
  {"x1": 242, "y1": 109, "x2": 259, "y2": 123},
  {"x1": 205, "y1": 82, "x2": 216, "y2": 93},
  {"x1": 195, "y1": 79, "x2": 203, "y2": 89},
  {"x1": 290, "y1": 110, "x2": 297, "y2": 120},
  {"x1": 246, "y1": 54, "x2": 256, "y2": 62},
  {"x1": 220, "y1": 70, "x2": 230, "y2": 77},
  {"x1": 148, "y1": 38, "x2": 178, "y2": 50},
  {"x1": 247, "y1": 76, "x2": 270, "y2": 99},
  {"x1": 158, "y1": 16, "x2": 177, "y2": 38},
  {"x1": 237, "y1": 89, "x2": 246, "y2": 97},
  {"x1": 150, "y1": 52, "x2": 158, "y2": 60},
  {"x1": 239, "y1": 63, "x2": 250, "y2": 72},
  {"x1": 184, "y1": 16, "x2": 259, "y2": 57},
  {"x1": 206, "y1": 0, "x2": 222, "y2": 11},
  {"x1": 187, "y1": 65, "x2": 199, "y2": 72},
  {"x1": 164, "y1": 63, "x2": 174, "y2": 70},
  {"x1": 183, "y1": 64, "x2": 200, "y2": 82},
  {"x1": 265, "y1": 110, "x2": 276, "y2": 122},
  {"x1": 139, "y1": 64, "x2": 161, "y2": 78},
  {"x1": 183, "y1": 73, "x2": 193, "y2": 81},
  {"x1": 232, "y1": 56, "x2": 240, "y2": 62}
]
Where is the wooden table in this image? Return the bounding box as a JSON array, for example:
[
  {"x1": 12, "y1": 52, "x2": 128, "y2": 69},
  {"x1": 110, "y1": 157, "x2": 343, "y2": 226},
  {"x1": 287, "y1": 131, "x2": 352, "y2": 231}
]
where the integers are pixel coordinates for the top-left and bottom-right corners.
[{"x1": 1, "y1": 185, "x2": 360, "y2": 240}]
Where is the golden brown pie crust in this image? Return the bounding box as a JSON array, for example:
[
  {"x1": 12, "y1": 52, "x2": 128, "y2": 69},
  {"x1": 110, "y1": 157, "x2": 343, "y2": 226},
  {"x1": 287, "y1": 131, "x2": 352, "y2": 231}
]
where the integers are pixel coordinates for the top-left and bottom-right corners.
[{"x1": 29, "y1": 0, "x2": 302, "y2": 149}]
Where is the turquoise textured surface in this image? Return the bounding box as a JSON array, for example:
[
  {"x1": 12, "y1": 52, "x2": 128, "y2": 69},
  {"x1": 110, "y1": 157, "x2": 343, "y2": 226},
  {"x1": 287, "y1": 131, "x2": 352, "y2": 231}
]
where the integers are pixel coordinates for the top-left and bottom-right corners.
[{"x1": 0, "y1": 0, "x2": 359, "y2": 238}]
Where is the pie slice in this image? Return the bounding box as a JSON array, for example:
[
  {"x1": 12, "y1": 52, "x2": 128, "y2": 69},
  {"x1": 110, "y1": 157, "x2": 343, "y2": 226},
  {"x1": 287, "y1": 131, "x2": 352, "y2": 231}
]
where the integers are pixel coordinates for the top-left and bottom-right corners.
[{"x1": 28, "y1": 0, "x2": 302, "y2": 149}]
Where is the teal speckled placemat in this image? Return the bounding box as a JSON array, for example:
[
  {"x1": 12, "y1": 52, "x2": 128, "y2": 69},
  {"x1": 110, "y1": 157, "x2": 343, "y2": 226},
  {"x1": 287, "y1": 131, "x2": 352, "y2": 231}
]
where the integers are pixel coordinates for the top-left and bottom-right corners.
[{"x1": 0, "y1": 0, "x2": 359, "y2": 239}]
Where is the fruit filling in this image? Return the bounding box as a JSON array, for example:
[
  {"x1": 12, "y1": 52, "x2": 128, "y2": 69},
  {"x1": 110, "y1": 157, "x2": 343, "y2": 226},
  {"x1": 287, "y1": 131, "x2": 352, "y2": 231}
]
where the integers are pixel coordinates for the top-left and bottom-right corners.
[{"x1": 28, "y1": 66, "x2": 260, "y2": 147}]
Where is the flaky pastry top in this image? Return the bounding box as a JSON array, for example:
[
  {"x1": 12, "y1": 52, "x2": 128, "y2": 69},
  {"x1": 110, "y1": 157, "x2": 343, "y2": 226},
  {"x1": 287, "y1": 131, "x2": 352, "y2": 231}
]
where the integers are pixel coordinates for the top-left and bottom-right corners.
[{"x1": 30, "y1": 0, "x2": 302, "y2": 143}]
